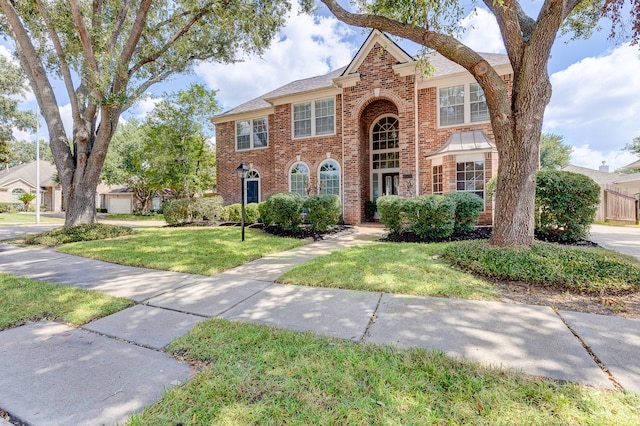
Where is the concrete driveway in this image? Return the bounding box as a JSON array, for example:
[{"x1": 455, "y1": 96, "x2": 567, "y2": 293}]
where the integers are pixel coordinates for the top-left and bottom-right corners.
[{"x1": 589, "y1": 224, "x2": 640, "y2": 260}]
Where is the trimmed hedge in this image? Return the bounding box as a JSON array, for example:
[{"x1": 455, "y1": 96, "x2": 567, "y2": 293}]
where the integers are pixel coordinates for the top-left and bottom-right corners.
[
  {"x1": 303, "y1": 194, "x2": 341, "y2": 232},
  {"x1": 163, "y1": 196, "x2": 223, "y2": 225},
  {"x1": 405, "y1": 195, "x2": 456, "y2": 238},
  {"x1": 535, "y1": 170, "x2": 600, "y2": 242},
  {"x1": 444, "y1": 192, "x2": 484, "y2": 234},
  {"x1": 264, "y1": 192, "x2": 303, "y2": 230},
  {"x1": 377, "y1": 193, "x2": 483, "y2": 238},
  {"x1": 0, "y1": 202, "x2": 22, "y2": 213},
  {"x1": 221, "y1": 203, "x2": 260, "y2": 224}
]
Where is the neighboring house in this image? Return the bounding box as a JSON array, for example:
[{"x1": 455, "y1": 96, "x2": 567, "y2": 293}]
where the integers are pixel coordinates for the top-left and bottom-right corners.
[
  {"x1": 0, "y1": 161, "x2": 63, "y2": 211},
  {"x1": 562, "y1": 163, "x2": 640, "y2": 223},
  {"x1": 95, "y1": 183, "x2": 136, "y2": 214},
  {"x1": 212, "y1": 30, "x2": 513, "y2": 225}
]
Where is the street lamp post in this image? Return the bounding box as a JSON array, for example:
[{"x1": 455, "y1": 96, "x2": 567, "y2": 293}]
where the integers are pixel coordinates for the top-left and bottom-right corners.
[
  {"x1": 236, "y1": 163, "x2": 249, "y2": 241},
  {"x1": 35, "y1": 105, "x2": 40, "y2": 224}
]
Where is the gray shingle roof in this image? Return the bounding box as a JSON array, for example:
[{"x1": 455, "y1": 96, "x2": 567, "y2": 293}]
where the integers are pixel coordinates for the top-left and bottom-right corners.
[
  {"x1": 562, "y1": 164, "x2": 640, "y2": 185},
  {"x1": 214, "y1": 47, "x2": 510, "y2": 120},
  {"x1": 0, "y1": 161, "x2": 58, "y2": 188}
]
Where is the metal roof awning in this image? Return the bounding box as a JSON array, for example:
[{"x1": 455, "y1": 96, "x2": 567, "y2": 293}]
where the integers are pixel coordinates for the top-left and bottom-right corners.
[{"x1": 428, "y1": 130, "x2": 496, "y2": 156}]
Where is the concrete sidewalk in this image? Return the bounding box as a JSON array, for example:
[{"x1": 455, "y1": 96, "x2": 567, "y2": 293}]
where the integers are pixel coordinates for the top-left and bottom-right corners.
[{"x1": 1, "y1": 226, "x2": 639, "y2": 425}]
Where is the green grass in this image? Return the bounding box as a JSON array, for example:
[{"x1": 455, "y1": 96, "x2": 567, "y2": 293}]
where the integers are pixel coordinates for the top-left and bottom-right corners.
[
  {"x1": 0, "y1": 273, "x2": 133, "y2": 330},
  {"x1": 23, "y1": 223, "x2": 134, "y2": 246},
  {"x1": 0, "y1": 212, "x2": 64, "y2": 224},
  {"x1": 130, "y1": 319, "x2": 640, "y2": 425},
  {"x1": 57, "y1": 227, "x2": 306, "y2": 275},
  {"x1": 441, "y1": 240, "x2": 640, "y2": 295},
  {"x1": 279, "y1": 242, "x2": 497, "y2": 300}
]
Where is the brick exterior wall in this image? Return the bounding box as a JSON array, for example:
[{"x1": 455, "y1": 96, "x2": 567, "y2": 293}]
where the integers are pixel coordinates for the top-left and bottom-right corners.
[{"x1": 215, "y1": 39, "x2": 510, "y2": 226}]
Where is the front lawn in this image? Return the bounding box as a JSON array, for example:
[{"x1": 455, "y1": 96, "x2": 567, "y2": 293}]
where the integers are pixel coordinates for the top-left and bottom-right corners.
[
  {"x1": 57, "y1": 227, "x2": 306, "y2": 275},
  {"x1": 0, "y1": 273, "x2": 133, "y2": 330},
  {"x1": 130, "y1": 319, "x2": 640, "y2": 425},
  {"x1": 0, "y1": 212, "x2": 64, "y2": 224},
  {"x1": 279, "y1": 242, "x2": 497, "y2": 300}
]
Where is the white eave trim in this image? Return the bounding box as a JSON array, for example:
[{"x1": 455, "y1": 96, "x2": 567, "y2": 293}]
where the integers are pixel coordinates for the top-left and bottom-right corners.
[
  {"x1": 333, "y1": 73, "x2": 361, "y2": 88},
  {"x1": 211, "y1": 107, "x2": 274, "y2": 125},
  {"x1": 392, "y1": 62, "x2": 417, "y2": 77},
  {"x1": 418, "y1": 63, "x2": 513, "y2": 89}
]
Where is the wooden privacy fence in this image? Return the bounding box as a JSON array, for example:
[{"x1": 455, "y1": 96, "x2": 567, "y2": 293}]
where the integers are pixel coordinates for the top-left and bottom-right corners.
[{"x1": 602, "y1": 185, "x2": 638, "y2": 224}]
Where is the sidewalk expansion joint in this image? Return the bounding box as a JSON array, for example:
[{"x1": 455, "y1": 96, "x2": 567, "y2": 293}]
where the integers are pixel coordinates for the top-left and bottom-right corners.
[
  {"x1": 213, "y1": 284, "x2": 275, "y2": 318},
  {"x1": 137, "y1": 279, "x2": 205, "y2": 305},
  {"x1": 140, "y1": 302, "x2": 211, "y2": 319},
  {"x1": 553, "y1": 309, "x2": 624, "y2": 391},
  {"x1": 359, "y1": 293, "x2": 383, "y2": 343}
]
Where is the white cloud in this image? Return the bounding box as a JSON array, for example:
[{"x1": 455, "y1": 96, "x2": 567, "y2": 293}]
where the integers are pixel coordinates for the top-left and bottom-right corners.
[
  {"x1": 131, "y1": 95, "x2": 162, "y2": 119},
  {"x1": 570, "y1": 144, "x2": 637, "y2": 171},
  {"x1": 458, "y1": 8, "x2": 505, "y2": 54},
  {"x1": 545, "y1": 43, "x2": 640, "y2": 154},
  {"x1": 58, "y1": 103, "x2": 73, "y2": 138},
  {"x1": 195, "y1": 4, "x2": 356, "y2": 109}
]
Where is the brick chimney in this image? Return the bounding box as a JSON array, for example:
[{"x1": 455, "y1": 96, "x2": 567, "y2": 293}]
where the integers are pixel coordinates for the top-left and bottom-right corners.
[{"x1": 599, "y1": 161, "x2": 609, "y2": 173}]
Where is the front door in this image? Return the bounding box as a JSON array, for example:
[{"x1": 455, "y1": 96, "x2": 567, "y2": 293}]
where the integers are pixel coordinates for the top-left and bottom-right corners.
[
  {"x1": 382, "y1": 173, "x2": 399, "y2": 196},
  {"x1": 246, "y1": 180, "x2": 259, "y2": 204}
]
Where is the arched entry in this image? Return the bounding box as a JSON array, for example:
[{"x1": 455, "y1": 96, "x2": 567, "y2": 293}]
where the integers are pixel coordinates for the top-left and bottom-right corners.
[{"x1": 370, "y1": 115, "x2": 400, "y2": 200}]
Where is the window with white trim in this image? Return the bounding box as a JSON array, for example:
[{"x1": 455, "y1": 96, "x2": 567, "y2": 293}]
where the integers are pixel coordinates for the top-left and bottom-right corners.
[
  {"x1": 439, "y1": 83, "x2": 489, "y2": 126},
  {"x1": 11, "y1": 188, "x2": 25, "y2": 202},
  {"x1": 293, "y1": 98, "x2": 335, "y2": 138},
  {"x1": 289, "y1": 163, "x2": 309, "y2": 196},
  {"x1": 319, "y1": 160, "x2": 340, "y2": 195},
  {"x1": 456, "y1": 161, "x2": 485, "y2": 203},
  {"x1": 236, "y1": 118, "x2": 268, "y2": 150}
]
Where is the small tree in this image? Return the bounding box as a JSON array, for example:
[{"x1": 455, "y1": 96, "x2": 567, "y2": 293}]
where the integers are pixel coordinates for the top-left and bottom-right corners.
[
  {"x1": 535, "y1": 170, "x2": 600, "y2": 242},
  {"x1": 18, "y1": 192, "x2": 36, "y2": 211},
  {"x1": 540, "y1": 134, "x2": 573, "y2": 170}
]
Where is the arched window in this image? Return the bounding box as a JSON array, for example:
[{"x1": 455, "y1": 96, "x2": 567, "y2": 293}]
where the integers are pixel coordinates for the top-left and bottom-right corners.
[
  {"x1": 245, "y1": 170, "x2": 260, "y2": 204},
  {"x1": 319, "y1": 160, "x2": 340, "y2": 196},
  {"x1": 370, "y1": 115, "x2": 400, "y2": 200},
  {"x1": 11, "y1": 188, "x2": 25, "y2": 202},
  {"x1": 289, "y1": 163, "x2": 309, "y2": 197}
]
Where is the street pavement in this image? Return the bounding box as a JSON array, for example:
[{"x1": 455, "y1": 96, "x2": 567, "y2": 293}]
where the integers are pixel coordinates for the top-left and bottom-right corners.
[{"x1": 0, "y1": 224, "x2": 638, "y2": 424}]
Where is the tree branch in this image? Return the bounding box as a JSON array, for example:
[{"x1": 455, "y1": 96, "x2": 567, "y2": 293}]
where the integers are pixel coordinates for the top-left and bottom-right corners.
[
  {"x1": 482, "y1": 0, "x2": 525, "y2": 71},
  {"x1": 128, "y1": 8, "x2": 208, "y2": 77},
  {"x1": 70, "y1": 0, "x2": 101, "y2": 101},
  {"x1": 107, "y1": 0, "x2": 132, "y2": 59},
  {"x1": 35, "y1": 0, "x2": 81, "y2": 125}
]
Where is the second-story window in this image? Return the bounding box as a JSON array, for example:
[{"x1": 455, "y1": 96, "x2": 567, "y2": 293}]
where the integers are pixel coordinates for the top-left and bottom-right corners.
[
  {"x1": 236, "y1": 118, "x2": 268, "y2": 150},
  {"x1": 293, "y1": 98, "x2": 335, "y2": 138},
  {"x1": 438, "y1": 83, "x2": 489, "y2": 126}
]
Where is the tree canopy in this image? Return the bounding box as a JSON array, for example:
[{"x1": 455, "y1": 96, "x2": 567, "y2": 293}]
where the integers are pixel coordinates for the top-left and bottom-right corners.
[
  {"x1": 540, "y1": 133, "x2": 572, "y2": 170},
  {"x1": 320, "y1": 0, "x2": 638, "y2": 246},
  {"x1": 0, "y1": 55, "x2": 36, "y2": 163},
  {"x1": 0, "y1": 0, "x2": 300, "y2": 226}
]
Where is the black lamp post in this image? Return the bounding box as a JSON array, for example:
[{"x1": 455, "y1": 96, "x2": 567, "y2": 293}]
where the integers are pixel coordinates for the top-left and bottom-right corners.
[{"x1": 236, "y1": 162, "x2": 249, "y2": 241}]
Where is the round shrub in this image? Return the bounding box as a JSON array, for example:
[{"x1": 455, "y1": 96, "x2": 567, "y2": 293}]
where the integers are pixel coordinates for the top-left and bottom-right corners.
[
  {"x1": 535, "y1": 170, "x2": 600, "y2": 242},
  {"x1": 163, "y1": 196, "x2": 223, "y2": 225},
  {"x1": 404, "y1": 195, "x2": 456, "y2": 239},
  {"x1": 245, "y1": 203, "x2": 261, "y2": 224},
  {"x1": 303, "y1": 194, "x2": 341, "y2": 232},
  {"x1": 376, "y1": 195, "x2": 406, "y2": 233},
  {"x1": 222, "y1": 203, "x2": 242, "y2": 222},
  {"x1": 258, "y1": 201, "x2": 271, "y2": 225},
  {"x1": 264, "y1": 192, "x2": 303, "y2": 230},
  {"x1": 444, "y1": 192, "x2": 484, "y2": 234}
]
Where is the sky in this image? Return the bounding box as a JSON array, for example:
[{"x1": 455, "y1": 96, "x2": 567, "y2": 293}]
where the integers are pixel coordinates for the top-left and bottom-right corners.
[{"x1": 3, "y1": 1, "x2": 640, "y2": 171}]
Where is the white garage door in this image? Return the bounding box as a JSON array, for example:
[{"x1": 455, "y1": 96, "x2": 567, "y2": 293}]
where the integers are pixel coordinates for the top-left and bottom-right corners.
[{"x1": 108, "y1": 197, "x2": 132, "y2": 214}]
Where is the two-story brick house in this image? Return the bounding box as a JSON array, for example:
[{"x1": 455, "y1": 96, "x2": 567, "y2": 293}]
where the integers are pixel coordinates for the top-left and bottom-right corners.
[{"x1": 212, "y1": 30, "x2": 512, "y2": 225}]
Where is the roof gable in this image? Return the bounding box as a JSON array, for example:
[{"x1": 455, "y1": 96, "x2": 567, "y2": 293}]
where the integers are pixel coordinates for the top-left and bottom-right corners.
[{"x1": 341, "y1": 30, "x2": 413, "y2": 77}]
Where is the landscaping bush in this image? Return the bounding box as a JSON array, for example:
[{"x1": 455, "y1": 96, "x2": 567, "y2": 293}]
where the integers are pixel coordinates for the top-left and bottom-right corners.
[
  {"x1": 163, "y1": 196, "x2": 223, "y2": 225},
  {"x1": 376, "y1": 195, "x2": 407, "y2": 233},
  {"x1": 0, "y1": 202, "x2": 22, "y2": 213},
  {"x1": 221, "y1": 203, "x2": 242, "y2": 222},
  {"x1": 404, "y1": 195, "x2": 456, "y2": 239},
  {"x1": 264, "y1": 192, "x2": 303, "y2": 230},
  {"x1": 303, "y1": 194, "x2": 341, "y2": 232},
  {"x1": 258, "y1": 201, "x2": 271, "y2": 225},
  {"x1": 441, "y1": 240, "x2": 640, "y2": 294},
  {"x1": 444, "y1": 192, "x2": 484, "y2": 234},
  {"x1": 245, "y1": 203, "x2": 261, "y2": 224},
  {"x1": 535, "y1": 170, "x2": 600, "y2": 242},
  {"x1": 24, "y1": 223, "x2": 133, "y2": 246}
]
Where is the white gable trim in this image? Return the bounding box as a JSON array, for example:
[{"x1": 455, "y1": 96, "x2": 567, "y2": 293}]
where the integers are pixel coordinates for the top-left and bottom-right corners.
[{"x1": 341, "y1": 30, "x2": 414, "y2": 77}]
